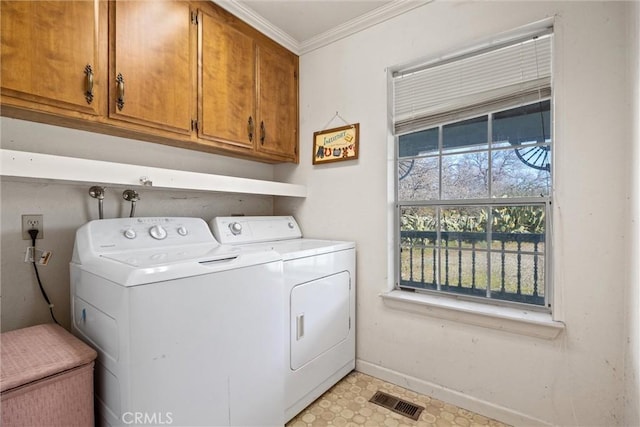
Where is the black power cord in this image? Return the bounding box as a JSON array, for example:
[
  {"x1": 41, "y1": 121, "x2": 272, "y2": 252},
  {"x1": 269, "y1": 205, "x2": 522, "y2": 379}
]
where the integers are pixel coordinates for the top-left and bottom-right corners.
[{"x1": 28, "y1": 229, "x2": 59, "y2": 325}]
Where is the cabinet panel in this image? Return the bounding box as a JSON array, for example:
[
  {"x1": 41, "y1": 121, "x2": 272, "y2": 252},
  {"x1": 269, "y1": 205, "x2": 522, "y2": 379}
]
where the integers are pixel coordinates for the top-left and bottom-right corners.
[
  {"x1": 110, "y1": 0, "x2": 192, "y2": 135},
  {"x1": 257, "y1": 45, "x2": 298, "y2": 161},
  {"x1": 199, "y1": 10, "x2": 255, "y2": 149},
  {"x1": 1, "y1": 0, "x2": 105, "y2": 115}
]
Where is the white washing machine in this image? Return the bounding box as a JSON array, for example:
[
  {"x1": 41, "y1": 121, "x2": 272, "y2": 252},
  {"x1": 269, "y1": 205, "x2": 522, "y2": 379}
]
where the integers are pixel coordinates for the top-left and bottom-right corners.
[
  {"x1": 70, "y1": 217, "x2": 284, "y2": 426},
  {"x1": 211, "y1": 216, "x2": 356, "y2": 422}
]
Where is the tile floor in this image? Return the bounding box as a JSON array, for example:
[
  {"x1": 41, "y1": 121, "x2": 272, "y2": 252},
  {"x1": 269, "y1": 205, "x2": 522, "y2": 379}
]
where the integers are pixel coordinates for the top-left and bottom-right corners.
[{"x1": 286, "y1": 371, "x2": 510, "y2": 427}]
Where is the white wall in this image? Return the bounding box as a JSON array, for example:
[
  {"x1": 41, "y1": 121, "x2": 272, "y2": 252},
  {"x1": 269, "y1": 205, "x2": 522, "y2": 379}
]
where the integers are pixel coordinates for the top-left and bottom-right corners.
[
  {"x1": 626, "y1": 1, "x2": 640, "y2": 425},
  {"x1": 276, "y1": 2, "x2": 638, "y2": 425},
  {"x1": 1, "y1": 118, "x2": 276, "y2": 332}
]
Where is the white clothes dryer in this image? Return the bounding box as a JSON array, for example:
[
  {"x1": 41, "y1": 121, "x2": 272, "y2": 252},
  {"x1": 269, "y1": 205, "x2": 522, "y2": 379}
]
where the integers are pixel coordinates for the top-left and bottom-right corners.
[
  {"x1": 70, "y1": 217, "x2": 284, "y2": 426},
  {"x1": 211, "y1": 216, "x2": 356, "y2": 422}
]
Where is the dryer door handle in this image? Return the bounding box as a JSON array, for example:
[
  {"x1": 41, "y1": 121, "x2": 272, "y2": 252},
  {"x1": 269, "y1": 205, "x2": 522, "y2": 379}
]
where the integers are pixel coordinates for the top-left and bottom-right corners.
[{"x1": 296, "y1": 314, "x2": 304, "y2": 340}]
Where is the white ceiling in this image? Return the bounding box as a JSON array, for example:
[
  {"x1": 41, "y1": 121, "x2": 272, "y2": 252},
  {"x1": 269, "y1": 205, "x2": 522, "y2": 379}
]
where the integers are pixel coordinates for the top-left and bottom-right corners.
[{"x1": 214, "y1": 0, "x2": 428, "y2": 55}]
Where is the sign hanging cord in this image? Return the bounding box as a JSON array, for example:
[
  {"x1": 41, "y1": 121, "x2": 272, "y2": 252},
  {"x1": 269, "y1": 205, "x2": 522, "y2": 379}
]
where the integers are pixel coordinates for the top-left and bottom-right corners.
[{"x1": 322, "y1": 111, "x2": 353, "y2": 130}]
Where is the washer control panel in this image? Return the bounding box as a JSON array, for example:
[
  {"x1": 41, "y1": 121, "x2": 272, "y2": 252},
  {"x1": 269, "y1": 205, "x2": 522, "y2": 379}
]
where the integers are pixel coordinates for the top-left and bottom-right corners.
[
  {"x1": 82, "y1": 217, "x2": 216, "y2": 253},
  {"x1": 211, "y1": 216, "x2": 302, "y2": 244}
]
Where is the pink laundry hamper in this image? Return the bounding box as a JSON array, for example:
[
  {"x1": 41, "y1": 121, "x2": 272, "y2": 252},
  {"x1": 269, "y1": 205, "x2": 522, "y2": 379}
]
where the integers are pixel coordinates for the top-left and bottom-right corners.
[{"x1": 1, "y1": 324, "x2": 97, "y2": 427}]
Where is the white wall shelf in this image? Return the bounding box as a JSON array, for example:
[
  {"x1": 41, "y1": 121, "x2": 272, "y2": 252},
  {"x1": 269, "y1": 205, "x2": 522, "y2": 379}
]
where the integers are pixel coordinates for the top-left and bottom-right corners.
[{"x1": 0, "y1": 149, "x2": 306, "y2": 198}]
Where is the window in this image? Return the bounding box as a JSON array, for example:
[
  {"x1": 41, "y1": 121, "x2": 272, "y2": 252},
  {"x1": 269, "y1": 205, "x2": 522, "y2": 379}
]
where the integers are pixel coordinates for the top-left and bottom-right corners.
[{"x1": 392, "y1": 30, "x2": 553, "y2": 308}]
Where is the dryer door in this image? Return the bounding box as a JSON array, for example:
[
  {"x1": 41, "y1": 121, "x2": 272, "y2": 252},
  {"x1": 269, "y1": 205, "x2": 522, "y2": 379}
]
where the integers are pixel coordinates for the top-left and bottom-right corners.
[{"x1": 290, "y1": 271, "x2": 351, "y2": 370}]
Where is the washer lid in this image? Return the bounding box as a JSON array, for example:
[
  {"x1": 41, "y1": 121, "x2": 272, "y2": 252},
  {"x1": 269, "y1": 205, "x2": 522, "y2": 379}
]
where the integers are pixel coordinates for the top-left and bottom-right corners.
[
  {"x1": 74, "y1": 244, "x2": 281, "y2": 287},
  {"x1": 100, "y1": 243, "x2": 241, "y2": 268},
  {"x1": 71, "y1": 217, "x2": 283, "y2": 286},
  {"x1": 73, "y1": 217, "x2": 220, "y2": 265}
]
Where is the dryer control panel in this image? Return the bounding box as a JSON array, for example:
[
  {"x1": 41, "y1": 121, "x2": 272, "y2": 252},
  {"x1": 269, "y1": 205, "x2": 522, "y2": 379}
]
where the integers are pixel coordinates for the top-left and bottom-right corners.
[{"x1": 212, "y1": 216, "x2": 302, "y2": 245}]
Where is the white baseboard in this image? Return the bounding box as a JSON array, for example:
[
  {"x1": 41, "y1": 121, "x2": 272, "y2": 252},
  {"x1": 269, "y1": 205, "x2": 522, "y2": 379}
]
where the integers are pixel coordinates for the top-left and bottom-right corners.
[{"x1": 356, "y1": 359, "x2": 552, "y2": 427}]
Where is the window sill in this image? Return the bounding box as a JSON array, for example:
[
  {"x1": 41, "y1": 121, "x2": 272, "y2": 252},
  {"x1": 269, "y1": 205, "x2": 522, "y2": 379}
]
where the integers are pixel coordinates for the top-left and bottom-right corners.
[{"x1": 380, "y1": 290, "x2": 564, "y2": 339}]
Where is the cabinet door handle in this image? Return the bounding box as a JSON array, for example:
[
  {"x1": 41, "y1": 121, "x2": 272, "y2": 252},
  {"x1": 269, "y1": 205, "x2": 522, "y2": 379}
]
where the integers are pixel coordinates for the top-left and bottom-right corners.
[
  {"x1": 116, "y1": 73, "x2": 125, "y2": 111},
  {"x1": 247, "y1": 116, "x2": 254, "y2": 142},
  {"x1": 84, "y1": 65, "x2": 94, "y2": 105},
  {"x1": 260, "y1": 121, "x2": 265, "y2": 145}
]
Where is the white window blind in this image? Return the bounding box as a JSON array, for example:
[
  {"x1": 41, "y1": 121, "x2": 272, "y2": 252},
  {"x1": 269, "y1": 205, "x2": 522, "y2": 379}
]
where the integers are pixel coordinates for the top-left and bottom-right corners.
[{"x1": 393, "y1": 31, "x2": 552, "y2": 135}]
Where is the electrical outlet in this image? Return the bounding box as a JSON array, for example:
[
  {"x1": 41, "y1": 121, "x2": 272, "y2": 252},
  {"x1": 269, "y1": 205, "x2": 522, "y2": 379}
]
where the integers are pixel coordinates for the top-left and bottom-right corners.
[{"x1": 22, "y1": 214, "x2": 44, "y2": 240}]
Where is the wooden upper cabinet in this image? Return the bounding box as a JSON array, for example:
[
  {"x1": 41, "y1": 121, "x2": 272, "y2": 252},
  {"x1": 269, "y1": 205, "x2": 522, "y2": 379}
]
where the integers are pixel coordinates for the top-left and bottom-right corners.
[
  {"x1": 110, "y1": 0, "x2": 193, "y2": 135},
  {"x1": 198, "y1": 6, "x2": 299, "y2": 161},
  {"x1": 199, "y1": 10, "x2": 255, "y2": 149},
  {"x1": 1, "y1": 0, "x2": 298, "y2": 163},
  {"x1": 257, "y1": 44, "x2": 298, "y2": 161},
  {"x1": 1, "y1": 0, "x2": 106, "y2": 116}
]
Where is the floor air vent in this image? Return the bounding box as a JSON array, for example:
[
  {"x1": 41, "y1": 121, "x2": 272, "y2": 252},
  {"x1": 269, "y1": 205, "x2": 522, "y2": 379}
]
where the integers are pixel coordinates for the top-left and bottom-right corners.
[{"x1": 369, "y1": 390, "x2": 424, "y2": 421}]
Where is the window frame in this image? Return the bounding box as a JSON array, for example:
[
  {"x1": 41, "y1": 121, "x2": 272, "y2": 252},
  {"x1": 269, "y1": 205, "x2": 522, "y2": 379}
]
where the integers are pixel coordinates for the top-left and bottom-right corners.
[{"x1": 392, "y1": 35, "x2": 554, "y2": 312}]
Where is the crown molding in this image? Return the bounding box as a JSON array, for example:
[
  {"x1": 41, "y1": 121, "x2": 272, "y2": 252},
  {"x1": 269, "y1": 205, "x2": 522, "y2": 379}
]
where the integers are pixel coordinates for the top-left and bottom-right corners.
[
  {"x1": 300, "y1": 1, "x2": 431, "y2": 55},
  {"x1": 213, "y1": 0, "x2": 431, "y2": 56},
  {"x1": 213, "y1": 0, "x2": 300, "y2": 53}
]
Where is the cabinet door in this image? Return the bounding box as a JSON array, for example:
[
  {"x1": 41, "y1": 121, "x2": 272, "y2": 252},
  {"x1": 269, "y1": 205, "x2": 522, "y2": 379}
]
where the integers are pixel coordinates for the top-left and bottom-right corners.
[
  {"x1": 110, "y1": 0, "x2": 193, "y2": 135},
  {"x1": 257, "y1": 45, "x2": 298, "y2": 161},
  {"x1": 199, "y1": 10, "x2": 255, "y2": 149},
  {"x1": 1, "y1": 0, "x2": 105, "y2": 116}
]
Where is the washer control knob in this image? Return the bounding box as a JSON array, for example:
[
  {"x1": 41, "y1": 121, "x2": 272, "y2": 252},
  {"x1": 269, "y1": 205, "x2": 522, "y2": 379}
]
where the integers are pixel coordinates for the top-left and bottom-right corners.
[
  {"x1": 149, "y1": 225, "x2": 167, "y2": 240},
  {"x1": 229, "y1": 222, "x2": 242, "y2": 235},
  {"x1": 124, "y1": 228, "x2": 137, "y2": 239},
  {"x1": 177, "y1": 226, "x2": 188, "y2": 236}
]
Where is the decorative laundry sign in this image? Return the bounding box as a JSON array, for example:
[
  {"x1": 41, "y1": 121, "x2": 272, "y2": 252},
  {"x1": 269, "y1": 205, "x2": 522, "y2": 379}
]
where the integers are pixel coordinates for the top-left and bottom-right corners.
[{"x1": 313, "y1": 123, "x2": 359, "y2": 165}]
